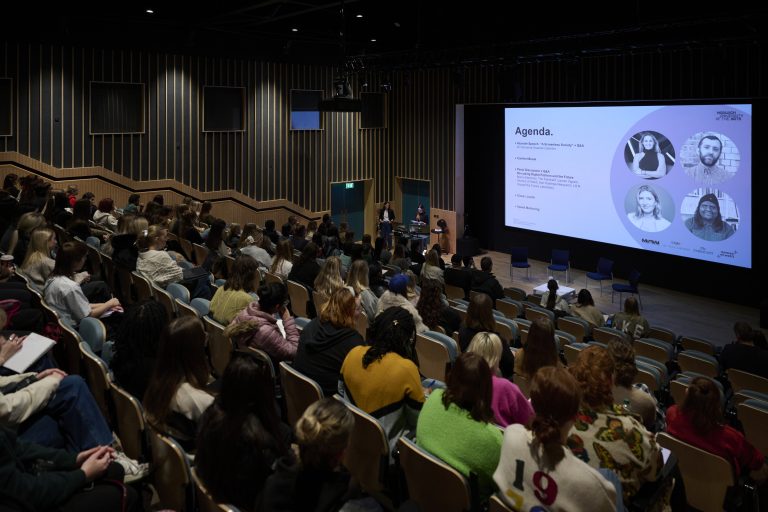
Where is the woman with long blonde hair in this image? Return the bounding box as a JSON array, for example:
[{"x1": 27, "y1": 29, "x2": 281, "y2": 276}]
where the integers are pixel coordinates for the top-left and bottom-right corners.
[
  {"x1": 270, "y1": 239, "x2": 294, "y2": 278},
  {"x1": 20, "y1": 227, "x2": 58, "y2": 289},
  {"x1": 345, "y1": 259, "x2": 378, "y2": 320},
  {"x1": 313, "y1": 255, "x2": 344, "y2": 299}
]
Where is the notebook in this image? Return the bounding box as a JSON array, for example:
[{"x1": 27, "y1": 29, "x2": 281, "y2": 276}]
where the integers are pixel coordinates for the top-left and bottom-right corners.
[{"x1": 2, "y1": 333, "x2": 56, "y2": 373}]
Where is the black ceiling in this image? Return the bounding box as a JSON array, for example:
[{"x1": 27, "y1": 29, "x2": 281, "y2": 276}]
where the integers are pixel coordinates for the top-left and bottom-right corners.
[{"x1": 8, "y1": 1, "x2": 768, "y2": 69}]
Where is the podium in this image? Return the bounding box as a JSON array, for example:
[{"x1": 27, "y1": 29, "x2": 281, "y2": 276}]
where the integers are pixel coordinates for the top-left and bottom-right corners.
[{"x1": 456, "y1": 237, "x2": 480, "y2": 258}]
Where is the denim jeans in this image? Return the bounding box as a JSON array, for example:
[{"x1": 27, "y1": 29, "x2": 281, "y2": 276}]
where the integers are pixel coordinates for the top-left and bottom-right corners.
[{"x1": 18, "y1": 375, "x2": 112, "y2": 452}]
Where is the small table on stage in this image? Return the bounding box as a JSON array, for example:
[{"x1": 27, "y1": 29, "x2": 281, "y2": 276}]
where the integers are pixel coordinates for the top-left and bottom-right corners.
[{"x1": 532, "y1": 283, "x2": 576, "y2": 301}]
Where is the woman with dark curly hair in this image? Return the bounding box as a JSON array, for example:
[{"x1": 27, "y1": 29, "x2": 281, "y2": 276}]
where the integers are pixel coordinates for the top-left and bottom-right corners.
[
  {"x1": 416, "y1": 279, "x2": 461, "y2": 334},
  {"x1": 340, "y1": 306, "x2": 423, "y2": 448},
  {"x1": 566, "y1": 346, "x2": 662, "y2": 503}
]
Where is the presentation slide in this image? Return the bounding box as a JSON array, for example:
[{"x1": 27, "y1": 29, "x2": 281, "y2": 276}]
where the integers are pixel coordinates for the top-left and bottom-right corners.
[{"x1": 504, "y1": 104, "x2": 752, "y2": 268}]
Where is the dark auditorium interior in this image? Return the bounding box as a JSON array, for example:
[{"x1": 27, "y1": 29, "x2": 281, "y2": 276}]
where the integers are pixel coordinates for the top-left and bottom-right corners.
[{"x1": 2, "y1": 1, "x2": 768, "y2": 510}]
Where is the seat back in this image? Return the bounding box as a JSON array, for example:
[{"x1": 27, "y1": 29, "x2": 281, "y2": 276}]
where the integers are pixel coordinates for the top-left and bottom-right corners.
[
  {"x1": 494, "y1": 318, "x2": 518, "y2": 345},
  {"x1": 397, "y1": 437, "x2": 471, "y2": 512},
  {"x1": 78, "y1": 316, "x2": 107, "y2": 354},
  {"x1": 264, "y1": 271, "x2": 284, "y2": 285},
  {"x1": 512, "y1": 373, "x2": 531, "y2": 398},
  {"x1": 193, "y1": 243, "x2": 210, "y2": 267},
  {"x1": 416, "y1": 333, "x2": 453, "y2": 381},
  {"x1": 503, "y1": 287, "x2": 527, "y2": 301},
  {"x1": 677, "y1": 350, "x2": 719, "y2": 379},
  {"x1": 286, "y1": 280, "x2": 310, "y2": 318},
  {"x1": 525, "y1": 306, "x2": 554, "y2": 324},
  {"x1": 634, "y1": 365, "x2": 661, "y2": 393},
  {"x1": 646, "y1": 326, "x2": 677, "y2": 345},
  {"x1": 444, "y1": 283, "x2": 465, "y2": 300},
  {"x1": 192, "y1": 467, "x2": 240, "y2": 512},
  {"x1": 147, "y1": 423, "x2": 192, "y2": 512},
  {"x1": 203, "y1": 316, "x2": 232, "y2": 377},
  {"x1": 679, "y1": 335, "x2": 716, "y2": 355},
  {"x1": 178, "y1": 238, "x2": 194, "y2": 262},
  {"x1": 557, "y1": 316, "x2": 591, "y2": 342},
  {"x1": 633, "y1": 338, "x2": 673, "y2": 365},
  {"x1": 554, "y1": 330, "x2": 576, "y2": 349},
  {"x1": 131, "y1": 271, "x2": 155, "y2": 302},
  {"x1": 656, "y1": 432, "x2": 734, "y2": 512},
  {"x1": 191, "y1": 297, "x2": 211, "y2": 317},
  {"x1": 167, "y1": 282, "x2": 191, "y2": 304},
  {"x1": 176, "y1": 298, "x2": 200, "y2": 318},
  {"x1": 86, "y1": 243, "x2": 104, "y2": 281},
  {"x1": 115, "y1": 267, "x2": 134, "y2": 305},
  {"x1": 355, "y1": 310, "x2": 369, "y2": 340},
  {"x1": 279, "y1": 361, "x2": 324, "y2": 427},
  {"x1": 496, "y1": 298, "x2": 521, "y2": 320},
  {"x1": 223, "y1": 255, "x2": 236, "y2": 277},
  {"x1": 550, "y1": 249, "x2": 569, "y2": 267},
  {"x1": 152, "y1": 284, "x2": 177, "y2": 319},
  {"x1": 563, "y1": 343, "x2": 586, "y2": 366},
  {"x1": 337, "y1": 398, "x2": 390, "y2": 493},
  {"x1": 510, "y1": 246, "x2": 529, "y2": 265},
  {"x1": 596, "y1": 257, "x2": 614, "y2": 276},
  {"x1": 592, "y1": 326, "x2": 630, "y2": 345},
  {"x1": 737, "y1": 400, "x2": 768, "y2": 457},
  {"x1": 79, "y1": 341, "x2": 112, "y2": 423},
  {"x1": 524, "y1": 294, "x2": 542, "y2": 306},
  {"x1": 727, "y1": 368, "x2": 768, "y2": 395},
  {"x1": 111, "y1": 385, "x2": 147, "y2": 461},
  {"x1": 489, "y1": 494, "x2": 514, "y2": 512},
  {"x1": 450, "y1": 305, "x2": 467, "y2": 323},
  {"x1": 55, "y1": 321, "x2": 82, "y2": 375}
]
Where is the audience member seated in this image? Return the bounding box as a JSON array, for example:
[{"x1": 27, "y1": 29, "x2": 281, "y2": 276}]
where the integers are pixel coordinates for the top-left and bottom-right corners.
[
  {"x1": 110, "y1": 300, "x2": 168, "y2": 400},
  {"x1": 287, "y1": 242, "x2": 322, "y2": 291},
  {"x1": 263, "y1": 219, "x2": 280, "y2": 246},
  {"x1": 196, "y1": 352, "x2": 290, "y2": 511},
  {"x1": 468, "y1": 332, "x2": 533, "y2": 427},
  {"x1": 20, "y1": 227, "x2": 58, "y2": 290},
  {"x1": 608, "y1": 339, "x2": 659, "y2": 431},
  {"x1": 569, "y1": 289, "x2": 605, "y2": 328},
  {"x1": 270, "y1": 239, "x2": 294, "y2": 280},
  {"x1": 346, "y1": 259, "x2": 379, "y2": 322},
  {"x1": 494, "y1": 366, "x2": 618, "y2": 512},
  {"x1": 294, "y1": 288, "x2": 365, "y2": 397},
  {"x1": 458, "y1": 292, "x2": 513, "y2": 378},
  {"x1": 44, "y1": 242, "x2": 120, "y2": 328},
  {"x1": 258, "y1": 398, "x2": 376, "y2": 511},
  {"x1": 313, "y1": 256, "x2": 345, "y2": 303},
  {"x1": 179, "y1": 210, "x2": 204, "y2": 246},
  {"x1": 100, "y1": 213, "x2": 134, "y2": 257},
  {"x1": 375, "y1": 274, "x2": 428, "y2": 333},
  {"x1": 291, "y1": 224, "x2": 308, "y2": 251},
  {"x1": 514, "y1": 317, "x2": 563, "y2": 380},
  {"x1": 226, "y1": 282, "x2": 300, "y2": 363},
  {"x1": 111, "y1": 216, "x2": 148, "y2": 271},
  {"x1": 12, "y1": 212, "x2": 46, "y2": 264},
  {"x1": 0, "y1": 363, "x2": 147, "y2": 481},
  {"x1": 92, "y1": 198, "x2": 119, "y2": 230},
  {"x1": 666, "y1": 376, "x2": 768, "y2": 483},
  {"x1": 416, "y1": 352, "x2": 503, "y2": 502},
  {"x1": 340, "y1": 306, "x2": 424, "y2": 449},
  {"x1": 0, "y1": 425, "x2": 141, "y2": 511},
  {"x1": 445, "y1": 253, "x2": 471, "y2": 300},
  {"x1": 136, "y1": 225, "x2": 212, "y2": 300},
  {"x1": 419, "y1": 249, "x2": 444, "y2": 287},
  {"x1": 0, "y1": 268, "x2": 45, "y2": 333},
  {"x1": 239, "y1": 230, "x2": 273, "y2": 269},
  {"x1": 416, "y1": 279, "x2": 461, "y2": 335},
  {"x1": 611, "y1": 296, "x2": 649, "y2": 341},
  {"x1": 567, "y1": 346, "x2": 662, "y2": 502},
  {"x1": 123, "y1": 193, "x2": 141, "y2": 214},
  {"x1": 390, "y1": 244, "x2": 410, "y2": 272},
  {"x1": 144, "y1": 317, "x2": 214, "y2": 449},
  {"x1": 210, "y1": 255, "x2": 260, "y2": 325},
  {"x1": 470, "y1": 256, "x2": 504, "y2": 305},
  {"x1": 540, "y1": 279, "x2": 570, "y2": 317},
  {"x1": 719, "y1": 321, "x2": 768, "y2": 379}
]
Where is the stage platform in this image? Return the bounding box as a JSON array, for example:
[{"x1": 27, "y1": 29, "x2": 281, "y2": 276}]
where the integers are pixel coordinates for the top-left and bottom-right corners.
[{"x1": 441, "y1": 249, "x2": 761, "y2": 348}]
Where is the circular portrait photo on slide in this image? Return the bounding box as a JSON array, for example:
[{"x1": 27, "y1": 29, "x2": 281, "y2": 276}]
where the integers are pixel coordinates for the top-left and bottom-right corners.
[
  {"x1": 681, "y1": 189, "x2": 739, "y2": 242},
  {"x1": 680, "y1": 131, "x2": 740, "y2": 186},
  {"x1": 624, "y1": 184, "x2": 674, "y2": 233},
  {"x1": 623, "y1": 130, "x2": 675, "y2": 179}
]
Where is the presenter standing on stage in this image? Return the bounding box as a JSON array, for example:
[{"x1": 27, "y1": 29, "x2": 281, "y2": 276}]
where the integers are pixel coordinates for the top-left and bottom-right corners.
[{"x1": 378, "y1": 201, "x2": 395, "y2": 250}]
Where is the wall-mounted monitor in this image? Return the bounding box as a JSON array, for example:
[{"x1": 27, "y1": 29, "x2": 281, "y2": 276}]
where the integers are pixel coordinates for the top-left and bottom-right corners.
[
  {"x1": 90, "y1": 81, "x2": 145, "y2": 135},
  {"x1": 203, "y1": 86, "x2": 245, "y2": 132},
  {"x1": 290, "y1": 89, "x2": 323, "y2": 130}
]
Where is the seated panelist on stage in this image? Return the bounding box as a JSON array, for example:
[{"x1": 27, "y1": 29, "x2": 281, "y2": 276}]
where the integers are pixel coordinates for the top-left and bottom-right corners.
[{"x1": 414, "y1": 202, "x2": 427, "y2": 223}]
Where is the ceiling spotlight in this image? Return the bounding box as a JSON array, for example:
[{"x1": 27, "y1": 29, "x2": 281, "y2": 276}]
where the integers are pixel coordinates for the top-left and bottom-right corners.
[
  {"x1": 356, "y1": 14, "x2": 363, "y2": 18},
  {"x1": 145, "y1": 9, "x2": 154, "y2": 14},
  {"x1": 291, "y1": 28, "x2": 298, "y2": 32},
  {"x1": 370, "y1": 38, "x2": 377, "y2": 42}
]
